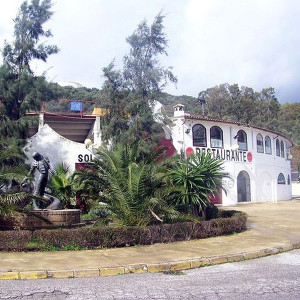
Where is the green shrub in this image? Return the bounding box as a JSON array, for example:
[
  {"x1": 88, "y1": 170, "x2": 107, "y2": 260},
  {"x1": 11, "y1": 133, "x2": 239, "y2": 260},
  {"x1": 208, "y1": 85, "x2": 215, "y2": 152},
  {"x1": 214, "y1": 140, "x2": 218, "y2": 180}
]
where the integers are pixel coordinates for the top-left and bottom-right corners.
[
  {"x1": 0, "y1": 211, "x2": 247, "y2": 252},
  {"x1": 90, "y1": 207, "x2": 111, "y2": 218},
  {"x1": 205, "y1": 204, "x2": 220, "y2": 220},
  {"x1": 81, "y1": 213, "x2": 98, "y2": 220},
  {"x1": 168, "y1": 153, "x2": 225, "y2": 218},
  {"x1": 62, "y1": 244, "x2": 88, "y2": 251},
  {"x1": 0, "y1": 230, "x2": 32, "y2": 251},
  {"x1": 74, "y1": 144, "x2": 180, "y2": 226}
]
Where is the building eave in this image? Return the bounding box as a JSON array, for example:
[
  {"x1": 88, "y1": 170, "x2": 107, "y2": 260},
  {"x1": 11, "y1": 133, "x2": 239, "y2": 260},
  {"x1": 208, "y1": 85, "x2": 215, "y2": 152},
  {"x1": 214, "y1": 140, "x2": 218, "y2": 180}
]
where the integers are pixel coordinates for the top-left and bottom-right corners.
[{"x1": 182, "y1": 114, "x2": 294, "y2": 146}]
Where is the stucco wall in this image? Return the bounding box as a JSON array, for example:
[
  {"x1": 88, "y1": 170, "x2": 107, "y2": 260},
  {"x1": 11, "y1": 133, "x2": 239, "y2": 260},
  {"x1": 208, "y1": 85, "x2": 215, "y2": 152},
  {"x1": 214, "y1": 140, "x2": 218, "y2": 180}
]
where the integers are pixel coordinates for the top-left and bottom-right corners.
[
  {"x1": 25, "y1": 113, "x2": 293, "y2": 206},
  {"x1": 25, "y1": 124, "x2": 94, "y2": 173},
  {"x1": 292, "y1": 182, "x2": 300, "y2": 197},
  {"x1": 170, "y1": 116, "x2": 292, "y2": 205}
]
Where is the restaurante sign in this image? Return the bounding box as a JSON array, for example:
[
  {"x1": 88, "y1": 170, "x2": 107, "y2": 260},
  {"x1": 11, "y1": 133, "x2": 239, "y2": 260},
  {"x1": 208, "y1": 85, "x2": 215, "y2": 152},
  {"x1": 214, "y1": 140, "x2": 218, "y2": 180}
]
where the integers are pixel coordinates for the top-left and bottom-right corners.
[{"x1": 186, "y1": 147, "x2": 253, "y2": 163}]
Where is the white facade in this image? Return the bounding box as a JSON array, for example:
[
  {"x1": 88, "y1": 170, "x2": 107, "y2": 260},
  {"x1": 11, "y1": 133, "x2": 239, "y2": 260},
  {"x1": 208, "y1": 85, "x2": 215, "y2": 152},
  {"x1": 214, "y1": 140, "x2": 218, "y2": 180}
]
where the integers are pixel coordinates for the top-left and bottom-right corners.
[
  {"x1": 170, "y1": 104, "x2": 293, "y2": 206},
  {"x1": 25, "y1": 124, "x2": 96, "y2": 173},
  {"x1": 25, "y1": 105, "x2": 293, "y2": 205},
  {"x1": 292, "y1": 182, "x2": 300, "y2": 198}
]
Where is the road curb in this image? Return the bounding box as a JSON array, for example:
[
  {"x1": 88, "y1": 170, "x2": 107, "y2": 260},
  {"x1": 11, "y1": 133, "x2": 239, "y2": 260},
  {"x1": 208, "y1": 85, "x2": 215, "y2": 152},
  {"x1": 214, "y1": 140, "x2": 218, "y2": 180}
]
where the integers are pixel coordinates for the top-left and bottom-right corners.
[{"x1": 0, "y1": 242, "x2": 299, "y2": 280}]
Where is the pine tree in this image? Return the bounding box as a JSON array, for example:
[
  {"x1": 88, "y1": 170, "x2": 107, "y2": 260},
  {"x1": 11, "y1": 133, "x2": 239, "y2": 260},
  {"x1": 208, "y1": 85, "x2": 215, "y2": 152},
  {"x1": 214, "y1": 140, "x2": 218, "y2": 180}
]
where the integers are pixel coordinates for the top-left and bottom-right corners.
[
  {"x1": 123, "y1": 12, "x2": 177, "y2": 102},
  {"x1": 101, "y1": 13, "x2": 177, "y2": 152},
  {"x1": 0, "y1": 0, "x2": 59, "y2": 121},
  {"x1": 0, "y1": 0, "x2": 59, "y2": 213}
]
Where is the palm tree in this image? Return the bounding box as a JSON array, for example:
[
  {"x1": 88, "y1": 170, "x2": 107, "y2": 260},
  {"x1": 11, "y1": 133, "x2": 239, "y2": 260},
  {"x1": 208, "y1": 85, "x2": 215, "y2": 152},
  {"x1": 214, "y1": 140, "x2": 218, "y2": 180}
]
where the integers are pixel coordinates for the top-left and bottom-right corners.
[
  {"x1": 76, "y1": 144, "x2": 178, "y2": 226},
  {"x1": 0, "y1": 138, "x2": 29, "y2": 216},
  {"x1": 168, "y1": 152, "x2": 225, "y2": 218},
  {"x1": 48, "y1": 163, "x2": 74, "y2": 207}
]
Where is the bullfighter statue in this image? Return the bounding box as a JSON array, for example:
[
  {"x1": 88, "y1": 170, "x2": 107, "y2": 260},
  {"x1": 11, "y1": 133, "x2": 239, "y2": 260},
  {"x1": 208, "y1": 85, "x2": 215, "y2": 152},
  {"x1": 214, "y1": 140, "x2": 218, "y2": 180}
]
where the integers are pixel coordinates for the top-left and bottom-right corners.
[{"x1": 26, "y1": 152, "x2": 61, "y2": 210}]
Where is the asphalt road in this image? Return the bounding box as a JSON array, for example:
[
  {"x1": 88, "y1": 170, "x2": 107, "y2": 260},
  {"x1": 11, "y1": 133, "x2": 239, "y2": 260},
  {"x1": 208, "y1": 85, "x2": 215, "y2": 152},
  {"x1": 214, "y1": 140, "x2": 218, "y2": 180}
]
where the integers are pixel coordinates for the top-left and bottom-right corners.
[{"x1": 0, "y1": 249, "x2": 300, "y2": 300}]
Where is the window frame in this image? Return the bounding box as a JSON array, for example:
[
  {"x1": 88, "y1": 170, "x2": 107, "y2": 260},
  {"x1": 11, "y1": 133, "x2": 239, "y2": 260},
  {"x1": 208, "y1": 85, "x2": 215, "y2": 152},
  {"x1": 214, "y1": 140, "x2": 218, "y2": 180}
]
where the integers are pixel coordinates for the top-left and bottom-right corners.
[
  {"x1": 237, "y1": 130, "x2": 248, "y2": 151},
  {"x1": 210, "y1": 126, "x2": 223, "y2": 148},
  {"x1": 265, "y1": 136, "x2": 272, "y2": 155},
  {"x1": 276, "y1": 139, "x2": 280, "y2": 157},
  {"x1": 192, "y1": 124, "x2": 207, "y2": 147},
  {"x1": 280, "y1": 141, "x2": 285, "y2": 158},
  {"x1": 256, "y1": 133, "x2": 264, "y2": 153},
  {"x1": 277, "y1": 173, "x2": 286, "y2": 184}
]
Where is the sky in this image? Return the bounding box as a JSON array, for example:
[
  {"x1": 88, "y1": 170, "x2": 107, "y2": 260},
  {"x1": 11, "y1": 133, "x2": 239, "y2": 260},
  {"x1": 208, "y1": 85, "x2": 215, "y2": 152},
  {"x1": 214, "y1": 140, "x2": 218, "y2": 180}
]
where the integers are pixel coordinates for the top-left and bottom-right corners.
[{"x1": 0, "y1": 0, "x2": 300, "y2": 103}]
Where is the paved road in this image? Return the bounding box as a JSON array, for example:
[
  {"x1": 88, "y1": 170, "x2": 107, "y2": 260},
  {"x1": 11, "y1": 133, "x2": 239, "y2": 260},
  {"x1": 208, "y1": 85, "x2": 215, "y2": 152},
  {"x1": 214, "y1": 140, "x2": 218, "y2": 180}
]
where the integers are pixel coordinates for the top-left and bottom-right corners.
[
  {"x1": 2, "y1": 201, "x2": 300, "y2": 275},
  {"x1": 0, "y1": 249, "x2": 299, "y2": 300}
]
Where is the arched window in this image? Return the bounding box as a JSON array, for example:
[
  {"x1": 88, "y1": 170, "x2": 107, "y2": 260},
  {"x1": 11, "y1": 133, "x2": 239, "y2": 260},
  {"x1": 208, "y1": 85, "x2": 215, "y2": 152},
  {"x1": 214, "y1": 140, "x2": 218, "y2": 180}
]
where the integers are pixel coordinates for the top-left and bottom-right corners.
[
  {"x1": 210, "y1": 126, "x2": 223, "y2": 148},
  {"x1": 237, "y1": 130, "x2": 247, "y2": 151},
  {"x1": 277, "y1": 173, "x2": 286, "y2": 184},
  {"x1": 256, "y1": 134, "x2": 264, "y2": 153},
  {"x1": 265, "y1": 136, "x2": 272, "y2": 154},
  {"x1": 286, "y1": 142, "x2": 289, "y2": 159},
  {"x1": 276, "y1": 139, "x2": 280, "y2": 156},
  {"x1": 192, "y1": 124, "x2": 206, "y2": 147},
  {"x1": 237, "y1": 170, "x2": 251, "y2": 202},
  {"x1": 280, "y1": 141, "x2": 285, "y2": 157},
  {"x1": 287, "y1": 175, "x2": 291, "y2": 185}
]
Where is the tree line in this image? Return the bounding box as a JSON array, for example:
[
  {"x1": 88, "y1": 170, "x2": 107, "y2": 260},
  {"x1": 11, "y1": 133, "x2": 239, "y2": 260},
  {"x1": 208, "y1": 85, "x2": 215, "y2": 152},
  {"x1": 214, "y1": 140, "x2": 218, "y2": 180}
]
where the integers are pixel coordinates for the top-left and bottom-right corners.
[
  {"x1": 45, "y1": 82, "x2": 300, "y2": 148},
  {"x1": 158, "y1": 85, "x2": 300, "y2": 147},
  {"x1": 0, "y1": 0, "x2": 299, "y2": 153},
  {"x1": 0, "y1": 0, "x2": 299, "y2": 220}
]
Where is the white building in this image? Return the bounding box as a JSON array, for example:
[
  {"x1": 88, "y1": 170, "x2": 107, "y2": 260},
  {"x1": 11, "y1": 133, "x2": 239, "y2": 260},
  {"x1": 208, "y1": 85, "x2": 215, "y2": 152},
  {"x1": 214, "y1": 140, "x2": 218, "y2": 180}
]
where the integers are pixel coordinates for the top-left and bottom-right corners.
[
  {"x1": 25, "y1": 103, "x2": 293, "y2": 206},
  {"x1": 25, "y1": 110, "x2": 101, "y2": 173},
  {"x1": 170, "y1": 104, "x2": 293, "y2": 205}
]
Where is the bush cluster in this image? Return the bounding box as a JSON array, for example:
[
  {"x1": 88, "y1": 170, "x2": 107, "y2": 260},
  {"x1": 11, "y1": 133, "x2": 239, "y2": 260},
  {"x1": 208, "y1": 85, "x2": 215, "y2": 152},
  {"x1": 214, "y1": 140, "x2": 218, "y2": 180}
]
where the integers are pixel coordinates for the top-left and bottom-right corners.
[{"x1": 0, "y1": 210, "x2": 246, "y2": 252}]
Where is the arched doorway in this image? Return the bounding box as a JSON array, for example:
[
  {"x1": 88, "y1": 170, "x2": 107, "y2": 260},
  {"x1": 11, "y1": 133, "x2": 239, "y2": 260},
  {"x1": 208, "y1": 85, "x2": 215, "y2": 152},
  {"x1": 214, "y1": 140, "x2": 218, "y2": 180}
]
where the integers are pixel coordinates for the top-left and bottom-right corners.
[{"x1": 237, "y1": 171, "x2": 251, "y2": 202}]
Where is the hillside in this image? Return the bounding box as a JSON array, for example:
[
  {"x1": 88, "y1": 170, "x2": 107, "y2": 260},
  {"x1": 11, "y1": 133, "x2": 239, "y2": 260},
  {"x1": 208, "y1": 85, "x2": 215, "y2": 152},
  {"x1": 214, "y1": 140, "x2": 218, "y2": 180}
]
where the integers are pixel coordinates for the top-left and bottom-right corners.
[{"x1": 46, "y1": 83, "x2": 300, "y2": 148}]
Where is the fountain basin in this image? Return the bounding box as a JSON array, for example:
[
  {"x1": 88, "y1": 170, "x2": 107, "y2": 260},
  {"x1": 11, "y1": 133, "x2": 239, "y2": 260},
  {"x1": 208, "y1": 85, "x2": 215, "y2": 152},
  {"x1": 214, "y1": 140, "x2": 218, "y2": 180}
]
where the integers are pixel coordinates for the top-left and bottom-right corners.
[{"x1": 0, "y1": 209, "x2": 81, "y2": 229}]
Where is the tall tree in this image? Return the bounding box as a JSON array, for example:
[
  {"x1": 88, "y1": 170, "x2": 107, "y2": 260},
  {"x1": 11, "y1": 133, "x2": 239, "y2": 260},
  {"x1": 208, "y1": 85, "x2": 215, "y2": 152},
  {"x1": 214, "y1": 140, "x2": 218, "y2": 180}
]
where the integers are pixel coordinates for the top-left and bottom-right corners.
[
  {"x1": 239, "y1": 86, "x2": 258, "y2": 124},
  {"x1": 100, "y1": 13, "x2": 177, "y2": 150},
  {"x1": 256, "y1": 87, "x2": 280, "y2": 128},
  {"x1": 2, "y1": 0, "x2": 58, "y2": 75},
  {"x1": 0, "y1": 0, "x2": 59, "y2": 214},
  {"x1": 123, "y1": 12, "x2": 177, "y2": 103},
  {"x1": 99, "y1": 62, "x2": 130, "y2": 144},
  {"x1": 278, "y1": 102, "x2": 300, "y2": 145},
  {"x1": 1, "y1": 0, "x2": 59, "y2": 121},
  {"x1": 226, "y1": 84, "x2": 258, "y2": 123},
  {"x1": 199, "y1": 84, "x2": 231, "y2": 119},
  {"x1": 199, "y1": 84, "x2": 279, "y2": 127}
]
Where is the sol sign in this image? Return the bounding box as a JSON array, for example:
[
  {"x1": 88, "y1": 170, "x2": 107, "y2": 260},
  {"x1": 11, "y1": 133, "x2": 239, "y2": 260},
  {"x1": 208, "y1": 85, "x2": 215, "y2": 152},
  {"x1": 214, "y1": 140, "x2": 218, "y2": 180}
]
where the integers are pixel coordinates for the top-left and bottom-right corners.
[{"x1": 77, "y1": 153, "x2": 93, "y2": 163}]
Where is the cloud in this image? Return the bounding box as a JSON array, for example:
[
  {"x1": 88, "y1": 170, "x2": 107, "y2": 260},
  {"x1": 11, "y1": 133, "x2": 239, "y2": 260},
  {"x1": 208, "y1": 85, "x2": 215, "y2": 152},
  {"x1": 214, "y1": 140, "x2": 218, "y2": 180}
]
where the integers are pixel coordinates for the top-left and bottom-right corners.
[
  {"x1": 1, "y1": 0, "x2": 300, "y2": 102},
  {"x1": 166, "y1": 0, "x2": 300, "y2": 102}
]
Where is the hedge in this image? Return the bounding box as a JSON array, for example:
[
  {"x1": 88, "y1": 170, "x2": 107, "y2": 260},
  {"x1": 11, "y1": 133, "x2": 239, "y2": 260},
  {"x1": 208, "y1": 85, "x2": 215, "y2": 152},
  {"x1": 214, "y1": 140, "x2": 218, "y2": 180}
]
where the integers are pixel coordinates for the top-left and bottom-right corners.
[{"x1": 0, "y1": 210, "x2": 247, "y2": 252}]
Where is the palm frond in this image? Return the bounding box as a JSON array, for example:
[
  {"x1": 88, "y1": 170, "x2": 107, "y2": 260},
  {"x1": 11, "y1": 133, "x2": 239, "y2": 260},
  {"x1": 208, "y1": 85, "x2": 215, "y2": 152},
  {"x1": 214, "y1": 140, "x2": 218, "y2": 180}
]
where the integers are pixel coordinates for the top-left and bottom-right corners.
[
  {"x1": 168, "y1": 152, "x2": 225, "y2": 215},
  {"x1": 77, "y1": 144, "x2": 181, "y2": 226}
]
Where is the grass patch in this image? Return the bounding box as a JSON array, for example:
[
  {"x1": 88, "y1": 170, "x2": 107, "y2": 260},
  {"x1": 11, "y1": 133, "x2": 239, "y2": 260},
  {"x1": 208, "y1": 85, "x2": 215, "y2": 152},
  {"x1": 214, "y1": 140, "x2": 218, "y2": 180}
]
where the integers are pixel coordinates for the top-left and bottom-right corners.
[
  {"x1": 41, "y1": 244, "x2": 60, "y2": 251},
  {"x1": 25, "y1": 237, "x2": 41, "y2": 250},
  {"x1": 81, "y1": 213, "x2": 98, "y2": 220},
  {"x1": 62, "y1": 244, "x2": 88, "y2": 251}
]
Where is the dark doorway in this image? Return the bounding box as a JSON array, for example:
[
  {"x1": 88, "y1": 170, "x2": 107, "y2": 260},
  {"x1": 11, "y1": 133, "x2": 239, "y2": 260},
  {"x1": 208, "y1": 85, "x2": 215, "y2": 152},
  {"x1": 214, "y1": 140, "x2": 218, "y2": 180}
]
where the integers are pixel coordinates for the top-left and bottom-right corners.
[{"x1": 237, "y1": 171, "x2": 251, "y2": 202}]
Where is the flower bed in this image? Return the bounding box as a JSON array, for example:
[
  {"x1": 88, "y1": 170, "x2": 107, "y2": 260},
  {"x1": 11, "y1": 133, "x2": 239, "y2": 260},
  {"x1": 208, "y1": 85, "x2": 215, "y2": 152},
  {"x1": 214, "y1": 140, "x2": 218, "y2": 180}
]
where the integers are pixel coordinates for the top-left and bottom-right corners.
[{"x1": 0, "y1": 210, "x2": 247, "y2": 252}]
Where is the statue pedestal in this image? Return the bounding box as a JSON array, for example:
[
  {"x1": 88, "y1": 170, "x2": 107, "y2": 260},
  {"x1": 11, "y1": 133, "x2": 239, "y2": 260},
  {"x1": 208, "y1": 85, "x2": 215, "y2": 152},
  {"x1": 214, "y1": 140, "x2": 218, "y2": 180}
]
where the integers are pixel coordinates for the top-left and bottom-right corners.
[
  {"x1": 27, "y1": 209, "x2": 81, "y2": 228},
  {"x1": 0, "y1": 209, "x2": 81, "y2": 229}
]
